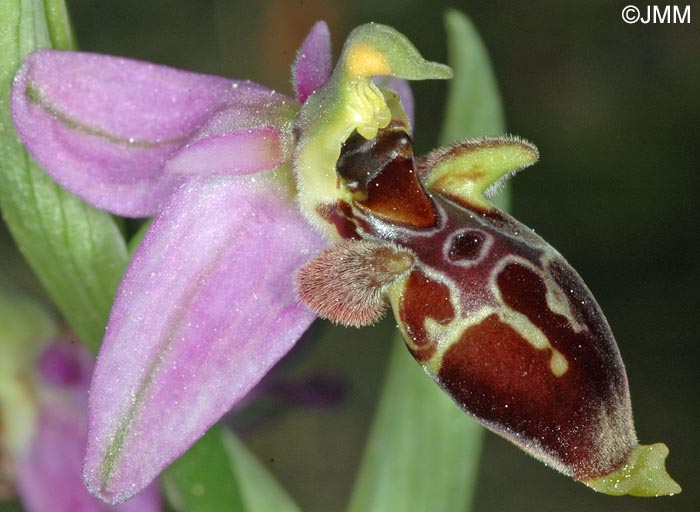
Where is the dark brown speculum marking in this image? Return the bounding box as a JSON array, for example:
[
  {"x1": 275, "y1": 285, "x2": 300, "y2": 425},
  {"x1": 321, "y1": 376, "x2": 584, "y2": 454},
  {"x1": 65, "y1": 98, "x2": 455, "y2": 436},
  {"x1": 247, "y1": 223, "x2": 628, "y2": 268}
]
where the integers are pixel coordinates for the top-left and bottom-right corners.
[
  {"x1": 336, "y1": 124, "x2": 437, "y2": 228},
  {"x1": 447, "y1": 229, "x2": 487, "y2": 262},
  {"x1": 399, "y1": 269, "x2": 454, "y2": 361}
]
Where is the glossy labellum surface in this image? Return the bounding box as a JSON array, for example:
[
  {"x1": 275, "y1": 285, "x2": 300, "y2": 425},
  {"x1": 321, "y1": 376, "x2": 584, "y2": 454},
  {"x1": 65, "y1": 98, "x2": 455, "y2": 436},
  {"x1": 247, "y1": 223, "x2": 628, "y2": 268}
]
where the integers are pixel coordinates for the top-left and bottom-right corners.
[
  {"x1": 290, "y1": 22, "x2": 678, "y2": 497},
  {"x1": 297, "y1": 121, "x2": 679, "y2": 496}
]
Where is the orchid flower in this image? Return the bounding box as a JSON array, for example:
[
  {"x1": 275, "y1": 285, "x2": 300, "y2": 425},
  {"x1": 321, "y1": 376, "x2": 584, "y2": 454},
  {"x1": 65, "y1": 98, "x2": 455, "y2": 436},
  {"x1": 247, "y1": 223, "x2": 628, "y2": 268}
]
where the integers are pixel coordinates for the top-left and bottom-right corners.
[
  {"x1": 0, "y1": 291, "x2": 161, "y2": 511},
  {"x1": 10, "y1": 18, "x2": 680, "y2": 506}
]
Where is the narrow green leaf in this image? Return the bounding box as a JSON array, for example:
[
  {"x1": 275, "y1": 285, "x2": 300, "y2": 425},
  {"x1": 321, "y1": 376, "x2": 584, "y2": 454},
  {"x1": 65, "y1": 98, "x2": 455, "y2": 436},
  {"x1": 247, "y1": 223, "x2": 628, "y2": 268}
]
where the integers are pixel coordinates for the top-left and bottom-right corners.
[
  {"x1": 222, "y1": 430, "x2": 302, "y2": 512},
  {"x1": 0, "y1": 499, "x2": 23, "y2": 512},
  {"x1": 161, "y1": 426, "x2": 246, "y2": 512},
  {"x1": 42, "y1": 0, "x2": 75, "y2": 49},
  {"x1": 441, "y1": 9, "x2": 510, "y2": 213},
  {"x1": 439, "y1": 9, "x2": 506, "y2": 143},
  {"x1": 349, "y1": 10, "x2": 509, "y2": 512},
  {"x1": 128, "y1": 219, "x2": 154, "y2": 256},
  {"x1": 0, "y1": 0, "x2": 129, "y2": 353},
  {"x1": 347, "y1": 335, "x2": 483, "y2": 512}
]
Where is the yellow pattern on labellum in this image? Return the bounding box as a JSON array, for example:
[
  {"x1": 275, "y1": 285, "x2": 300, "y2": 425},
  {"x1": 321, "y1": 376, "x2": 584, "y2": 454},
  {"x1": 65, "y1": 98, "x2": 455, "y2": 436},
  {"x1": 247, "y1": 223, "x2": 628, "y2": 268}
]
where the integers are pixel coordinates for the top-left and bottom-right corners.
[
  {"x1": 498, "y1": 308, "x2": 569, "y2": 378},
  {"x1": 549, "y1": 351, "x2": 569, "y2": 377}
]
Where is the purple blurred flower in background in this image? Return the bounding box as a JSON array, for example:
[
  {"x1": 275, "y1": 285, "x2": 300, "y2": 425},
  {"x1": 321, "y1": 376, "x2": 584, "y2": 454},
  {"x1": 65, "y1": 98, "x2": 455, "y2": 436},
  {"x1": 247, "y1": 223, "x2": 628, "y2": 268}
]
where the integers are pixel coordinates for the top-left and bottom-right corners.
[
  {"x1": 16, "y1": 340, "x2": 161, "y2": 512},
  {"x1": 0, "y1": 289, "x2": 160, "y2": 510}
]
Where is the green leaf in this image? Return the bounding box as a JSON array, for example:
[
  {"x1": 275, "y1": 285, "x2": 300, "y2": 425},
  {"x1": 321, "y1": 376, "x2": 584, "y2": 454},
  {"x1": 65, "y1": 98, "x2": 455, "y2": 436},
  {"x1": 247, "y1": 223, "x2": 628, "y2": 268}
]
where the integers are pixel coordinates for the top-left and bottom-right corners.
[
  {"x1": 349, "y1": 10, "x2": 509, "y2": 512},
  {"x1": 222, "y1": 430, "x2": 302, "y2": 512},
  {"x1": 161, "y1": 425, "x2": 302, "y2": 512},
  {"x1": 0, "y1": 0, "x2": 129, "y2": 353},
  {"x1": 128, "y1": 219, "x2": 154, "y2": 256},
  {"x1": 441, "y1": 9, "x2": 510, "y2": 213},
  {"x1": 347, "y1": 335, "x2": 483, "y2": 512},
  {"x1": 0, "y1": 498, "x2": 23, "y2": 512},
  {"x1": 161, "y1": 426, "x2": 246, "y2": 512},
  {"x1": 42, "y1": 0, "x2": 76, "y2": 49},
  {"x1": 439, "y1": 9, "x2": 506, "y2": 143}
]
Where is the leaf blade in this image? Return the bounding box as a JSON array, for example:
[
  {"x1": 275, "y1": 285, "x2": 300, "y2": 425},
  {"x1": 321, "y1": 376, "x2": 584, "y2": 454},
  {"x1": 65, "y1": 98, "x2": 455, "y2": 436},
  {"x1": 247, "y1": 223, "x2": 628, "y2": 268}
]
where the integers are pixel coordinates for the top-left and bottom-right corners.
[
  {"x1": 222, "y1": 430, "x2": 302, "y2": 512},
  {"x1": 347, "y1": 336, "x2": 483, "y2": 512},
  {"x1": 439, "y1": 9, "x2": 506, "y2": 143},
  {"x1": 0, "y1": 0, "x2": 129, "y2": 353},
  {"x1": 161, "y1": 426, "x2": 246, "y2": 512}
]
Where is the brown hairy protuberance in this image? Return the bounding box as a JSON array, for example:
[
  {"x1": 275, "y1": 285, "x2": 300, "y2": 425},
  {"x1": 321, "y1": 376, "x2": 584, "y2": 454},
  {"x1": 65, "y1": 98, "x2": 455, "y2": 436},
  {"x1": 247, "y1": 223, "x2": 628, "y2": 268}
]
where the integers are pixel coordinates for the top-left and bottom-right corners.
[{"x1": 296, "y1": 240, "x2": 415, "y2": 326}]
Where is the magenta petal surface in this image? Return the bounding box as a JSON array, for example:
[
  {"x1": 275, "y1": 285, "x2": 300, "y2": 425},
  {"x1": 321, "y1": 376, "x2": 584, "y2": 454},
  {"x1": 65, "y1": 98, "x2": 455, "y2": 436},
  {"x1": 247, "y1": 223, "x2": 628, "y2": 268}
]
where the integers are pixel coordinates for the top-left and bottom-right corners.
[
  {"x1": 11, "y1": 50, "x2": 273, "y2": 216},
  {"x1": 84, "y1": 175, "x2": 326, "y2": 503},
  {"x1": 16, "y1": 341, "x2": 161, "y2": 512},
  {"x1": 293, "y1": 21, "x2": 332, "y2": 103}
]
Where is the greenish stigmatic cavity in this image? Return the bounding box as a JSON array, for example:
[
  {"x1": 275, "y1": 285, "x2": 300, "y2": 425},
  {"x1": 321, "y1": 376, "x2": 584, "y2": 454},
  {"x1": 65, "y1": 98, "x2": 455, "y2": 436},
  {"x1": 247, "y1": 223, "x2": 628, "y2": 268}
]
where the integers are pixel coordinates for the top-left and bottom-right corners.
[{"x1": 348, "y1": 11, "x2": 506, "y2": 512}]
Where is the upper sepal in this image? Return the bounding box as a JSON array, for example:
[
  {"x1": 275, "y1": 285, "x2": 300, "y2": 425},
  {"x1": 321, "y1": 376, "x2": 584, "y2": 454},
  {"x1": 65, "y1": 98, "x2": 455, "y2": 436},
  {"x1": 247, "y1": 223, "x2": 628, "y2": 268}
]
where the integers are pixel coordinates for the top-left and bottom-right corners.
[
  {"x1": 339, "y1": 23, "x2": 452, "y2": 82},
  {"x1": 83, "y1": 174, "x2": 326, "y2": 503},
  {"x1": 11, "y1": 50, "x2": 295, "y2": 217}
]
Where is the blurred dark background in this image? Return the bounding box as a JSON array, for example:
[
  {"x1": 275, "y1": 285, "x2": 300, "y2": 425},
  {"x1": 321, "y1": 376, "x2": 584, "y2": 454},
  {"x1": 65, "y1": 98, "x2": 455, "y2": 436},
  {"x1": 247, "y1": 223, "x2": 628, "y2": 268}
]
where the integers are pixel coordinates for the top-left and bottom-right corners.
[{"x1": 2, "y1": 0, "x2": 698, "y2": 511}]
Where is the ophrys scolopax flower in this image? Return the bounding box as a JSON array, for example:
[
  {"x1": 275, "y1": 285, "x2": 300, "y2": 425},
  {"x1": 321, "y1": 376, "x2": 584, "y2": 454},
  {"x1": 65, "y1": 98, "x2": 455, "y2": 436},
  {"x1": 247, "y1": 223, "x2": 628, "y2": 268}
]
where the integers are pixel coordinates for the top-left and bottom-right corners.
[{"x1": 10, "y1": 20, "x2": 679, "y2": 504}]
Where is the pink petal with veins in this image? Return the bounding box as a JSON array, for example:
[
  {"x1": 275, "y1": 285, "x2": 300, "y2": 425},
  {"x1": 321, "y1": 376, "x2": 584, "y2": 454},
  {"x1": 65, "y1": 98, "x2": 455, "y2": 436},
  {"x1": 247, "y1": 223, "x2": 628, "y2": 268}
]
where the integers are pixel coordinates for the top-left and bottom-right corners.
[{"x1": 83, "y1": 175, "x2": 326, "y2": 504}]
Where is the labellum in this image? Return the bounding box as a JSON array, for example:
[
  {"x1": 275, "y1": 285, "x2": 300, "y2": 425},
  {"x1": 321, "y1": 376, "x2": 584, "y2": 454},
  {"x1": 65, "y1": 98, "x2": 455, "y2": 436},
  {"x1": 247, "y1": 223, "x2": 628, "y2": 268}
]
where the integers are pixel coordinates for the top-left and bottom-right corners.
[{"x1": 297, "y1": 114, "x2": 680, "y2": 496}]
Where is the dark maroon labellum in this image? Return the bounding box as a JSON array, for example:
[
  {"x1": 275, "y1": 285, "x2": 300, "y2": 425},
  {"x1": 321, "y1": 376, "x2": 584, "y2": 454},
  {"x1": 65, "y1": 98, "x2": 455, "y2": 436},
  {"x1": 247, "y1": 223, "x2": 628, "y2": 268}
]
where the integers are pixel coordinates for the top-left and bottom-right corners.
[{"x1": 297, "y1": 122, "x2": 679, "y2": 495}]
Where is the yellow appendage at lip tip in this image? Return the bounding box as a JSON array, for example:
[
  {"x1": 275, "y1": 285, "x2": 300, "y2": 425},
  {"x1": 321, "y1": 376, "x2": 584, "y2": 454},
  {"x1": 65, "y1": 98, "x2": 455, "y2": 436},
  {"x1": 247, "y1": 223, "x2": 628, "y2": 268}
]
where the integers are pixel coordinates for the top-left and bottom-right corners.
[
  {"x1": 345, "y1": 42, "x2": 391, "y2": 80},
  {"x1": 585, "y1": 443, "x2": 681, "y2": 497}
]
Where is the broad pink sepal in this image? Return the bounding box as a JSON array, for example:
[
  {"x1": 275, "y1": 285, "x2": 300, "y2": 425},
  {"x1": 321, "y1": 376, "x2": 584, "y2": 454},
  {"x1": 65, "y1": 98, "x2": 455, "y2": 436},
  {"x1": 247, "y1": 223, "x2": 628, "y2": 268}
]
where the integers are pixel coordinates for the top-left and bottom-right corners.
[
  {"x1": 293, "y1": 21, "x2": 332, "y2": 104},
  {"x1": 83, "y1": 175, "x2": 326, "y2": 504},
  {"x1": 16, "y1": 341, "x2": 161, "y2": 512},
  {"x1": 11, "y1": 50, "x2": 285, "y2": 217}
]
